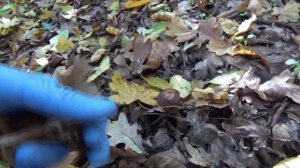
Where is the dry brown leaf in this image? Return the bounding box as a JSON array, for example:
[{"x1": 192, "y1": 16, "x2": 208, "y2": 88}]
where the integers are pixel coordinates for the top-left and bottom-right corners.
[
  {"x1": 206, "y1": 38, "x2": 235, "y2": 56},
  {"x1": 165, "y1": 16, "x2": 197, "y2": 43},
  {"x1": 248, "y1": 0, "x2": 271, "y2": 16},
  {"x1": 151, "y1": 11, "x2": 176, "y2": 21},
  {"x1": 219, "y1": 18, "x2": 239, "y2": 35},
  {"x1": 257, "y1": 69, "x2": 300, "y2": 104},
  {"x1": 194, "y1": 17, "x2": 223, "y2": 47},
  {"x1": 144, "y1": 40, "x2": 170, "y2": 69},
  {"x1": 234, "y1": 13, "x2": 257, "y2": 36},
  {"x1": 192, "y1": 80, "x2": 228, "y2": 104},
  {"x1": 53, "y1": 57, "x2": 97, "y2": 94},
  {"x1": 183, "y1": 137, "x2": 210, "y2": 167},
  {"x1": 272, "y1": 2, "x2": 300, "y2": 22},
  {"x1": 126, "y1": 35, "x2": 152, "y2": 74},
  {"x1": 223, "y1": 117, "x2": 270, "y2": 149}
]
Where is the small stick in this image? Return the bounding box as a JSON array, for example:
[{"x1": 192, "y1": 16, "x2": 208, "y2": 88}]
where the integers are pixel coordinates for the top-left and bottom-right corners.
[{"x1": 270, "y1": 98, "x2": 289, "y2": 127}]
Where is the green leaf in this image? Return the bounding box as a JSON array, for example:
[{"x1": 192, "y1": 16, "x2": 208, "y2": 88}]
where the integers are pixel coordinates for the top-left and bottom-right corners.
[
  {"x1": 143, "y1": 76, "x2": 170, "y2": 90},
  {"x1": 87, "y1": 56, "x2": 110, "y2": 82},
  {"x1": 170, "y1": 75, "x2": 192, "y2": 98},
  {"x1": 210, "y1": 71, "x2": 244, "y2": 85},
  {"x1": 50, "y1": 30, "x2": 69, "y2": 45},
  {"x1": 99, "y1": 37, "x2": 108, "y2": 48},
  {"x1": 110, "y1": 0, "x2": 120, "y2": 11},
  {"x1": 61, "y1": 5, "x2": 73, "y2": 13},
  {"x1": 137, "y1": 21, "x2": 167, "y2": 40},
  {"x1": 121, "y1": 35, "x2": 130, "y2": 47},
  {"x1": 40, "y1": 8, "x2": 53, "y2": 20},
  {"x1": 41, "y1": 22, "x2": 56, "y2": 30},
  {"x1": 0, "y1": 4, "x2": 14, "y2": 16},
  {"x1": 108, "y1": 112, "x2": 145, "y2": 153},
  {"x1": 285, "y1": 59, "x2": 298, "y2": 65},
  {"x1": 0, "y1": 161, "x2": 8, "y2": 168},
  {"x1": 0, "y1": 17, "x2": 21, "y2": 28}
]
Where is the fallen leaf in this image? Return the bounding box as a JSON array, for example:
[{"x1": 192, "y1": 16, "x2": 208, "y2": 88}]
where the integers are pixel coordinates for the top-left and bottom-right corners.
[
  {"x1": 35, "y1": 57, "x2": 49, "y2": 67},
  {"x1": 49, "y1": 30, "x2": 69, "y2": 46},
  {"x1": 109, "y1": 71, "x2": 159, "y2": 106},
  {"x1": 123, "y1": 0, "x2": 150, "y2": 9},
  {"x1": 222, "y1": 117, "x2": 270, "y2": 149},
  {"x1": 145, "y1": 40, "x2": 170, "y2": 69},
  {"x1": 87, "y1": 56, "x2": 110, "y2": 82},
  {"x1": 137, "y1": 21, "x2": 167, "y2": 41},
  {"x1": 53, "y1": 57, "x2": 97, "y2": 94},
  {"x1": 234, "y1": 13, "x2": 257, "y2": 36},
  {"x1": 0, "y1": 17, "x2": 21, "y2": 28},
  {"x1": 210, "y1": 70, "x2": 244, "y2": 85},
  {"x1": 248, "y1": 0, "x2": 271, "y2": 16},
  {"x1": 183, "y1": 137, "x2": 210, "y2": 167},
  {"x1": 257, "y1": 69, "x2": 300, "y2": 104},
  {"x1": 231, "y1": 68, "x2": 261, "y2": 90},
  {"x1": 194, "y1": 17, "x2": 223, "y2": 47},
  {"x1": 108, "y1": 112, "x2": 145, "y2": 153},
  {"x1": 40, "y1": 8, "x2": 53, "y2": 20},
  {"x1": 165, "y1": 17, "x2": 197, "y2": 43},
  {"x1": 272, "y1": 2, "x2": 300, "y2": 22},
  {"x1": 170, "y1": 75, "x2": 192, "y2": 98},
  {"x1": 206, "y1": 38, "x2": 235, "y2": 56},
  {"x1": 219, "y1": 18, "x2": 239, "y2": 35},
  {"x1": 192, "y1": 85, "x2": 228, "y2": 104},
  {"x1": 151, "y1": 11, "x2": 176, "y2": 21},
  {"x1": 110, "y1": 0, "x2": 120, "y2": 11},
  {"x1": 232, "y1": 44, "x2": 256, "y2": 56},
  {"x1": 144, "y1": 145, "x2": 186, "y2": 168},
  {"x1": 126, "y1": 35, "x2": 152, "y2": 74},
  {"x1": 273, "y1": 155, "x2": 300, "y2": 168},
  {"x1": 143, "y1": 76, "x2": 170, "y2": 90},
  {"x1": 90, "y1": 48, "x2": 106, "y2": 62},
  {"x1": 105, "y1": 26, "x2": 121, "y2": 36},
  {"x1": 55, "y1": 38, "x2": 74, "y2": 53}
]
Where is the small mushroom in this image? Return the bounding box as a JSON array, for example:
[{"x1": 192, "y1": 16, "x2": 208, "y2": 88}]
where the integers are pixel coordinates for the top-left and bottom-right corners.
[{"x1": 156, "y1": 89, "x2": 181, "y2": 108}]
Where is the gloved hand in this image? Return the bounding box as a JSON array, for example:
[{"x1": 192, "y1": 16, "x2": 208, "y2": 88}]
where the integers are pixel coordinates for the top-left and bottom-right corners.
[{"x1": 0, "y1": 64, "x2": 117, "y2": 168}]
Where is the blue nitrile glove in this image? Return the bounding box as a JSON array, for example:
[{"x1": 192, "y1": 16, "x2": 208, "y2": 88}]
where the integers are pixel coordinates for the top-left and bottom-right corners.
[{"x1": 0, "y1": 64, "x2": 117, "y2": 168}]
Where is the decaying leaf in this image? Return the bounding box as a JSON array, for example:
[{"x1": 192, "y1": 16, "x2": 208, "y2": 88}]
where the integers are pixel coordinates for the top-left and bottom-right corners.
[
  {"x1": 53, "y1": 57, "x2": 97, "y2": 94},
  {"x1": 90, "y1": 48, "x2": 106, "y2": 62},
  {"x1": 194, "y1": 17, "x2": 223, "y2": 47},
  {"x1": 144, "y1": 145, "x2": 187, "y2": 168},
  {"x1": 55, "y1": 38, "x2": 74, "y2": 53},
  {"x1": 108, "y1": 112, "x2": 145, "y2": 153},
  {"x1": 87, "y1": 56, "x2": 110, "y2": 82},
  {"x1": 257, "y1": 69, "x2": 300, "y2": 104},
  {"x1": 273, "y1": 155, "x2": 300, "y2": 168},
  {"x1": 248, "y1": 0, "x2": 271, "y2": 16},
  {"x1": 219, "y1": 18, "x2": 239, "y2": 35},
  {"x1": 170, "y1": 75, "x2": 192, "y2": 98},
  {"x1": 210, "y1": 70, "x2": 244, "y2": 85},
  {"x1": 143, "y1": 76, "x2": 170, "y2": 90},
  {"x1": 183, "y1": 137, "x2": 210, "y2": 167},
  {"x1": 165, "y1": 17, "x2": 197, "y2": 43},
  {"x1": 272, "y1": 2, "x2": 300, "y2": 22},
  {"x1": 145, "y1": 40, "x2": 170, "y2": 69},
  {"x1": 192, "y1": 81, "x2": 228, "y2": 104},
  {"x1": 223, "y1": 117, "x2": 270, "y2": 149},
  {"x1": 109, "y1": 71, "x2": 159, "y2": 106},
  {"x1": 206, "y1": 38, "x2": 235, "y2": 56}
]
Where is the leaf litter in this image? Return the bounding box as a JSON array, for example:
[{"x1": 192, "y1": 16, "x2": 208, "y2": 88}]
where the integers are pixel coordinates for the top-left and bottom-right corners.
[{"x1": 1, "y1": 0, "x2": 300, "y2": 167}]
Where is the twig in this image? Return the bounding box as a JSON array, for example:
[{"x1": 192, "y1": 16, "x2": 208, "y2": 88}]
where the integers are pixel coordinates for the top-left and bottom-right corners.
[{"x1": 270, "y1": 98, "x2": 289, "y2": 127}]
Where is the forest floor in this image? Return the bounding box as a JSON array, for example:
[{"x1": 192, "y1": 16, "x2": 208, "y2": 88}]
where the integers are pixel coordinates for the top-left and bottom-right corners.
[{"x1": 0, "y1": 0, "x2": 300, "y2": 167}]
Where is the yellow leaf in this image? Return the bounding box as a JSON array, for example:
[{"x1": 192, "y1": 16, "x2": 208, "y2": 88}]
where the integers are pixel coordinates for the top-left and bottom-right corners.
[
  {"x1": 109, "y1": 71, "x2": 159, "y2": 106},
  {"x1": 151, "y1": 11, "x2": 176, "y2": 21},
  {"x1": 143, "y1": 76, "x2": 170, "y2": 90},
  {"x1": 56, "y1": 38, "x2": 74, "y2": 53},
  {"x1": 123, "y1": 0, "x2": 150, "y2": 9},
  {"x1": 40, "y1": 9, "x2": 53, "y2": 20},
  {"x1": 233, "y1": 44, "x2": 256, "y2": 56},
  {"x1": 273, "y1": 155, "x2": 300, "y2": 168},
  {"x1": 105, "y1": 26, "x2": 121, "y2": 36}
]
